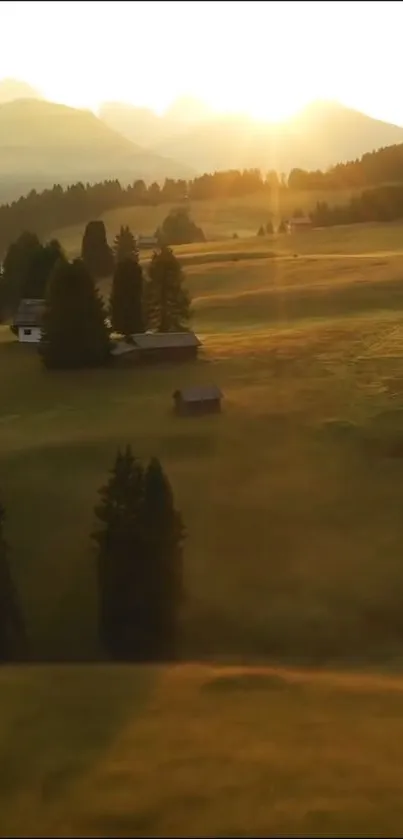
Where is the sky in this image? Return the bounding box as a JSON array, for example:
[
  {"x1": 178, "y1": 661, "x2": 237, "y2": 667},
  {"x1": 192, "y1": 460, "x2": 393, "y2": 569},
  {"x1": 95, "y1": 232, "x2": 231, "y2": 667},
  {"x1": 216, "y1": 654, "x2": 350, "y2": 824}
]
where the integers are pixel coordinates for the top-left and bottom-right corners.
[{"x1": 0, "y1": 0, "x2": 402, "y2": 124}]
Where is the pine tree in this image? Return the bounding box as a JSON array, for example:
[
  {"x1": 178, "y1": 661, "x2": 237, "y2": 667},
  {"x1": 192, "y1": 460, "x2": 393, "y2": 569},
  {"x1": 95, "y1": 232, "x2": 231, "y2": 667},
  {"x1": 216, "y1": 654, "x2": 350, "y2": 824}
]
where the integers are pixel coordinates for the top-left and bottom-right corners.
[
  {"x1": 278, "y1": 219, "x2": 287, "y2": 234},
  {"x1": 93, "y1": 447, "x2": 146, "y2": 660},
  {"x1": 110, "y1": 258, "x2": 144, "y2": 337},
  {"x1": 257, "y1": 225, "x2": 266, "y2": 236},
  {"x1": 142, "y1": 457, "x2": 185, "y2": 660},
  {"x1": 41, "y1": 258, "x2": 110, "y2": 369},
  {"x1": 81, "y1": 220, "x2": 114, "y2": 279},
  {"x1": 23, "y1": 238, "x2": 66, "y2": 299},
  {"x1": 0, "y1": 501, "x2": 27, "y2": 662},
  {"x1": 92, "y1": 448, "x2": 185, "y2": 661},
  {"x1": 158, "y1": 207, "x2": 205, "y2": 246},
  {"x1": 113, "y1": 225, "x2": 139, "y2": 263},
  {"x1": 146, "y1": 246, "x2": 191, "y2": 332},
  {"x1": 1, "y1": 231, "x2": 41, "y2": 318}
]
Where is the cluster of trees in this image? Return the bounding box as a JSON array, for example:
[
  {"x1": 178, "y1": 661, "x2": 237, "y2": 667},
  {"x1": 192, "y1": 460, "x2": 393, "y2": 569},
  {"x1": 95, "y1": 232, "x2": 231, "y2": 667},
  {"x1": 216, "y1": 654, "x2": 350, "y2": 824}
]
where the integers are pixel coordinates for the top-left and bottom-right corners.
[
  {"x1": 310, "y1": 185, "x2": 403, "y2": 227},
  {"x1": 0, "y1": 219, "x2": 192, "y2": 367},
  {"x1": 41, "y1": 234, "x2": 191, "y2": 370},
  {"x1": 288, "y1": 143, "x2": 403, "y2": 192},
  {"x1": 0, "y1": 448, "x2": 184, "y2": 662},
  {"x1": 0, "y1": 170, "x2": 282, "y2": 259},
  {"x1": 155, "y1": 206, "x2": 205, "y2": 246},
  {"x1": 0, "y1": 233, "x2": 64, "y2": 320}
]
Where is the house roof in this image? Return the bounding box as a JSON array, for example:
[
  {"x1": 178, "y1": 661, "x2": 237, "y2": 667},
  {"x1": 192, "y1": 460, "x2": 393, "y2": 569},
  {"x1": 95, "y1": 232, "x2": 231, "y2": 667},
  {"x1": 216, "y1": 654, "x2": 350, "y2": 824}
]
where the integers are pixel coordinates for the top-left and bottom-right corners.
[
  {"x1": 13, "y1": 298, "x2": 45, "y2": 327},
  {"x1": 132, "y1": 332, "x2": 201, "y2": 350},
  {"x1": 173, "y1": 385, "x2": 223, "y2": 402},
  {"x1": 110, "y1": 340, "x2": 137, "y2": 357}
]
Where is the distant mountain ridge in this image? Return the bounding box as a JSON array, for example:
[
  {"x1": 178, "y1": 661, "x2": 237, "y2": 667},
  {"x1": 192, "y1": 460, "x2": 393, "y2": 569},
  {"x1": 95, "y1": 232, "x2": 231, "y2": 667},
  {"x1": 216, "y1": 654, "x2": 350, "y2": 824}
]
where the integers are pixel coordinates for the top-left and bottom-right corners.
[
  {"x1": 0, "y1": 98, "x2": 193, "y2": 202},
  {"x1": 99, "y1": 99, "x2": 403, "y2": 175}
]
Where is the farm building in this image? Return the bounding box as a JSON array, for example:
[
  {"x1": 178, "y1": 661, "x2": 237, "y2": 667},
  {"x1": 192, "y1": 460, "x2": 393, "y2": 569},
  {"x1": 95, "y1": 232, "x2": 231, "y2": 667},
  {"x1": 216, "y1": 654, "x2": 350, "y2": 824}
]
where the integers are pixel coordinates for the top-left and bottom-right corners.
[
  {"x1": 12, "y1": 298, "x2": 45, "y2": 343},
  {"x1": 131, "y1": 331, "x2": 201, "y2": 364},
  {"x1": 173, "y1": 385, "x2": 223, "y2": 416},
  {"x1": 286, "y1": 217, "x2": 313, "y2": 234}
]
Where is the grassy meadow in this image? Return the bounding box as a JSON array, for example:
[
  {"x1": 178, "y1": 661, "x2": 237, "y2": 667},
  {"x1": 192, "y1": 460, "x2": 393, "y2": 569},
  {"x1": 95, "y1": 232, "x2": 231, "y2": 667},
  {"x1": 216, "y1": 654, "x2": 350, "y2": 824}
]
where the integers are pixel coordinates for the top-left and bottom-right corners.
[
  {"x1": 4, "y1": 664, "x2": 403, "y2": 837},
  {"x1": 51, "y1": 188, "x2": 362, "y2": 257},
  {"x1": 4, "y1": 219, "x2": 403, "y2": 834},
  {"x1": 3, "y1": 226, "x2": 403, "y2": 662}
]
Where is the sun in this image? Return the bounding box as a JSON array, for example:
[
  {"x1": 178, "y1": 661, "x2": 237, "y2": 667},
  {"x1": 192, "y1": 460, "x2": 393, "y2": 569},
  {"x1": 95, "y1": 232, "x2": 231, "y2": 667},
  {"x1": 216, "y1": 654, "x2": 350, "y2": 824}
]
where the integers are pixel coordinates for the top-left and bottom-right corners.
[{"x1": 246, "y1": 92, "x2": 307, "y2": 124}]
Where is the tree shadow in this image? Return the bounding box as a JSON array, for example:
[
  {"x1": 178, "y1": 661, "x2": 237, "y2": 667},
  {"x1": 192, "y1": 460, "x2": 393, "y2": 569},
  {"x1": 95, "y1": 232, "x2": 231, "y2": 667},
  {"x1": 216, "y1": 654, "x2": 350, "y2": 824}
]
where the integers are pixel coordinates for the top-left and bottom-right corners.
[{"x1": 0, "y1": 664, "x2": 156, "y2": 807}]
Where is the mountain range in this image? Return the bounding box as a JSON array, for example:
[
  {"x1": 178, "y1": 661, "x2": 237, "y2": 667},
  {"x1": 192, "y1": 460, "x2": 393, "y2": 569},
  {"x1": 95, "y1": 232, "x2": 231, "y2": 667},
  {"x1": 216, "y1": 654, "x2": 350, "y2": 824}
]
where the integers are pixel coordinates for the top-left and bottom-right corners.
[
  {"x1": 100, "y1": 99, "x2": 403, "y2": 175},
  {"x1": 2, "y1": 79, "x2": 403, "y2": 202},
  {"x1": 0, "y1": 97, "x2": 193, "y2": 202}
]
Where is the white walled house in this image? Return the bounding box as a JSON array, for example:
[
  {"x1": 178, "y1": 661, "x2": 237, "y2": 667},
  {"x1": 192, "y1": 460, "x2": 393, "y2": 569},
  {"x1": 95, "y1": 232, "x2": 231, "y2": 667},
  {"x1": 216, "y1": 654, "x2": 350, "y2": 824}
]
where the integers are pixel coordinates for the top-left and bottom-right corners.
[{"x1": 13, "y1": 299, "x2": 45, "y2": 343}]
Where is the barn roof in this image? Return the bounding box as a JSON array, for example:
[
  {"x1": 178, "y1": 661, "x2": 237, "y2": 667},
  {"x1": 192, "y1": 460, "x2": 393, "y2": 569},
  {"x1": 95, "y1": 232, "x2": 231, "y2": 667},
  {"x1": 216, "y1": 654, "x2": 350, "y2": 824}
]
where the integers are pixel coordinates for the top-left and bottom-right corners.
[
  {"x1": 110, "y1": 340, "x2": 137, "y2": 357},
  {"x1": 13, "y1": 298, "x2": 45, "y2": 327},
  {"x1": 173, "y1": 385, "x2": 222, "y2": 403},
  {"x1": 132, "y1": 332, "x2": 201, "y2": 350}
]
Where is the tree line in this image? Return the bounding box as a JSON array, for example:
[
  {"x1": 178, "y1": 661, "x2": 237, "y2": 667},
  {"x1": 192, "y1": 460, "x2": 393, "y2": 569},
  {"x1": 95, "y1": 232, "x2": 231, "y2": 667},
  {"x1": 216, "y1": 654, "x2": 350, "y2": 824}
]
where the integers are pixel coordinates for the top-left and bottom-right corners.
[
  {"x1": 288, "y1": 143, "x2": 403, "y2": 192},
  {"x1": 310, "y1": 184, "x2": 403, "y2": 227},
  {"x1": 0, "y1": 170, "x2": 278, "y2": 259},
  {"x1": 0, "y1": 447, "x2": 184, "y2": 662},
  {"x1": 3, "y1": 144, "x2": 403, "y2": 258}
]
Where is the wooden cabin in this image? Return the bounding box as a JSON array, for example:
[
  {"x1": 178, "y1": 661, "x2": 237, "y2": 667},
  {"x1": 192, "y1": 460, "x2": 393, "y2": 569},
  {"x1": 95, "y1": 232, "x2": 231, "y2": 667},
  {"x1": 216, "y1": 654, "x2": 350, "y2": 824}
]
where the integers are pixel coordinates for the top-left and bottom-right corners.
[
  {"x1": 132, "y1": 331, "x2": 201, "y2": 364},
  {"x1": 173, "y1": 385, "x2": 223, "y2": 416}
]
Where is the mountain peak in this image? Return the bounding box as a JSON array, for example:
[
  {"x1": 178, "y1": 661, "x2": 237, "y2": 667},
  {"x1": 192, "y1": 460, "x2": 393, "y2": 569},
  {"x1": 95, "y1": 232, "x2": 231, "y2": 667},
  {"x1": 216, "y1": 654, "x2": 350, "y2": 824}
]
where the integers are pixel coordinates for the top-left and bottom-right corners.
[{"x1": 0, "y1": 77, "x2": 42, "y2": 104}]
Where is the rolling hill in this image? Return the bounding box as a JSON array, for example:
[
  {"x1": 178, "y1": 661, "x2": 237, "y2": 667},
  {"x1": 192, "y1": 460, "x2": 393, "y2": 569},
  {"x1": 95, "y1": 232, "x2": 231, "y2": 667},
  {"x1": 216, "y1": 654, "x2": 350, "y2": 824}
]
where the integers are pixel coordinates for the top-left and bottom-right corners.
[
  {"x1": 0, "y1": 99, "x2": 192, "y2": 202},
  {"x1": 128, "y1": 100, "x2": 403, "y2": 175}
]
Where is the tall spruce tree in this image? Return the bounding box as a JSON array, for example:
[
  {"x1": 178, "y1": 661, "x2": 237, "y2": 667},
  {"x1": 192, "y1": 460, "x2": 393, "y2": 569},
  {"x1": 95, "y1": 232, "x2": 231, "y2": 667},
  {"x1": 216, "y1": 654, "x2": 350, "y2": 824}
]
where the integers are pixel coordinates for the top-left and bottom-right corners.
[
  {"x1": 23, "y1": 238, "x2": 65, "y2": 299},
  {"x1": 41, "y1": 258, "x2": 110, "y2": 369},
  {"x1": 81, "y1": 220, "x2": 114, "y2": 279},
  {"x1": 1, "y1": 231, "x2": 41, "y2": 318},
  {"x1": 110, "y1": 258, "x2": 144, "y2": 337},
  {"x1": 146, "y1": 246, "x2": 191, "y2": 332},
  {"x1": 142, "y1": 457, "x2": 185, "y2": 660},
  {"x1": 0, "y1": 501, "x2": 27, "y2": 662},
  {"x1": 113, "y1": 225, "x2": 139, "y2": 262},
  {"x1": 92, "y1": 447, "x2": 185, "y2": 661}
]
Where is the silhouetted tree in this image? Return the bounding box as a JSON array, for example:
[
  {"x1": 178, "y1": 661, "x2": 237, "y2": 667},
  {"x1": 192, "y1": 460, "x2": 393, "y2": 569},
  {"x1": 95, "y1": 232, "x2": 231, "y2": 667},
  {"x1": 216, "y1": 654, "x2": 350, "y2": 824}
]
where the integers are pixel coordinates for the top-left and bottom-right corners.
[
  {"x1": 257, "y1": 225, "x2": 265, "y2": 236},
  {"x1": 278, "y1": 219, "x2": 287, "y2": 233},
  {"x1": 158, "y1": 207, "x2": 205, "y2": 246},
  {"x1": 146, "y1": 246, "x2": 191, "y2": 332},
  {"x1": 113, "y1": 225, "x2": 138, "y2": 263},
  {"x1": 110, "y1": 258, "x2": 144, "y2": 337},
  {"x1": 0, "y1": 501, "x2": 27, "y2": 662},
  {"x1": 142, "y1": 457, "x2": 185, "y2": 660},
  {"x1": 92, "y1": 447, "x2": 184, "y2": 661},
  {"x1": 41, "y1": 258, "x2": 110, "y2": 369},
  {"x1": 81, "y1": 220, "x2": 114, "y2": 279},
  {"x1": 1, "y1": 231, "x2": 41, "y2": 317},
  {"x1": 23, "y1": 238, "x2": 65, "y2": 299}
]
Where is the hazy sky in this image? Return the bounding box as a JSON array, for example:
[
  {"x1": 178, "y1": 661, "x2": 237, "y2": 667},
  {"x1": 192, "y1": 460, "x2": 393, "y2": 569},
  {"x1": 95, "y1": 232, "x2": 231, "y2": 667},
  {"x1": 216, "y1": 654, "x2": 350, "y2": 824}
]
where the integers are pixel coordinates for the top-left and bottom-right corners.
[{"x1": 0, "y1": 0, "x2": 402, "y2": 123}]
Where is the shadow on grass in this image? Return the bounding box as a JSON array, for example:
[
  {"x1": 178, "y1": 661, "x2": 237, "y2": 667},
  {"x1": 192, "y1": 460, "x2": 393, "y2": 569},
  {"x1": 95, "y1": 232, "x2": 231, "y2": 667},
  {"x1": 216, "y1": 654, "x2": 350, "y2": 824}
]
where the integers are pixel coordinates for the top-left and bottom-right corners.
[{"x1": 0, "y1": 665, "x2": 156, "y2": 805}]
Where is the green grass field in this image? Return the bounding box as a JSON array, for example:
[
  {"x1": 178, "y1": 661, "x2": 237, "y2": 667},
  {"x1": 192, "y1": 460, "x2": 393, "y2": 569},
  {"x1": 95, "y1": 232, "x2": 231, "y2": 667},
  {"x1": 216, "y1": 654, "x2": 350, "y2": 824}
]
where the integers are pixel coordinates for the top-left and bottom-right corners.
[
  {"x1": 3, "y1": 235, "x2": 403, "y2": 662},
  {"x1": 4, "y1": 220, "x2": 403, "y2": 834},
  {"x1": 3, "y1": 663, "x2": 403, "y2": 837},
  {"x1": 51, "y1": 188, "x2": 366, "y2": 258}
]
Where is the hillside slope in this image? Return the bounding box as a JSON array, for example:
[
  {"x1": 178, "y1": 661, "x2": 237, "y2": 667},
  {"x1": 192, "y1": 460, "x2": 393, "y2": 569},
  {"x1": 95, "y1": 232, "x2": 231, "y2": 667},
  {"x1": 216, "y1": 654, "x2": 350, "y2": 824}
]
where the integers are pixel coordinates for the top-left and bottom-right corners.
[
  {"x1": 2, "y1": 663, "x2": 403, "y2": 837},
  {"x1": 0, "y1": 99, "x2": 191, "y2": 201},
  {"x1": 146, "y1": 100, "x2": 403, "y2": 174}
]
